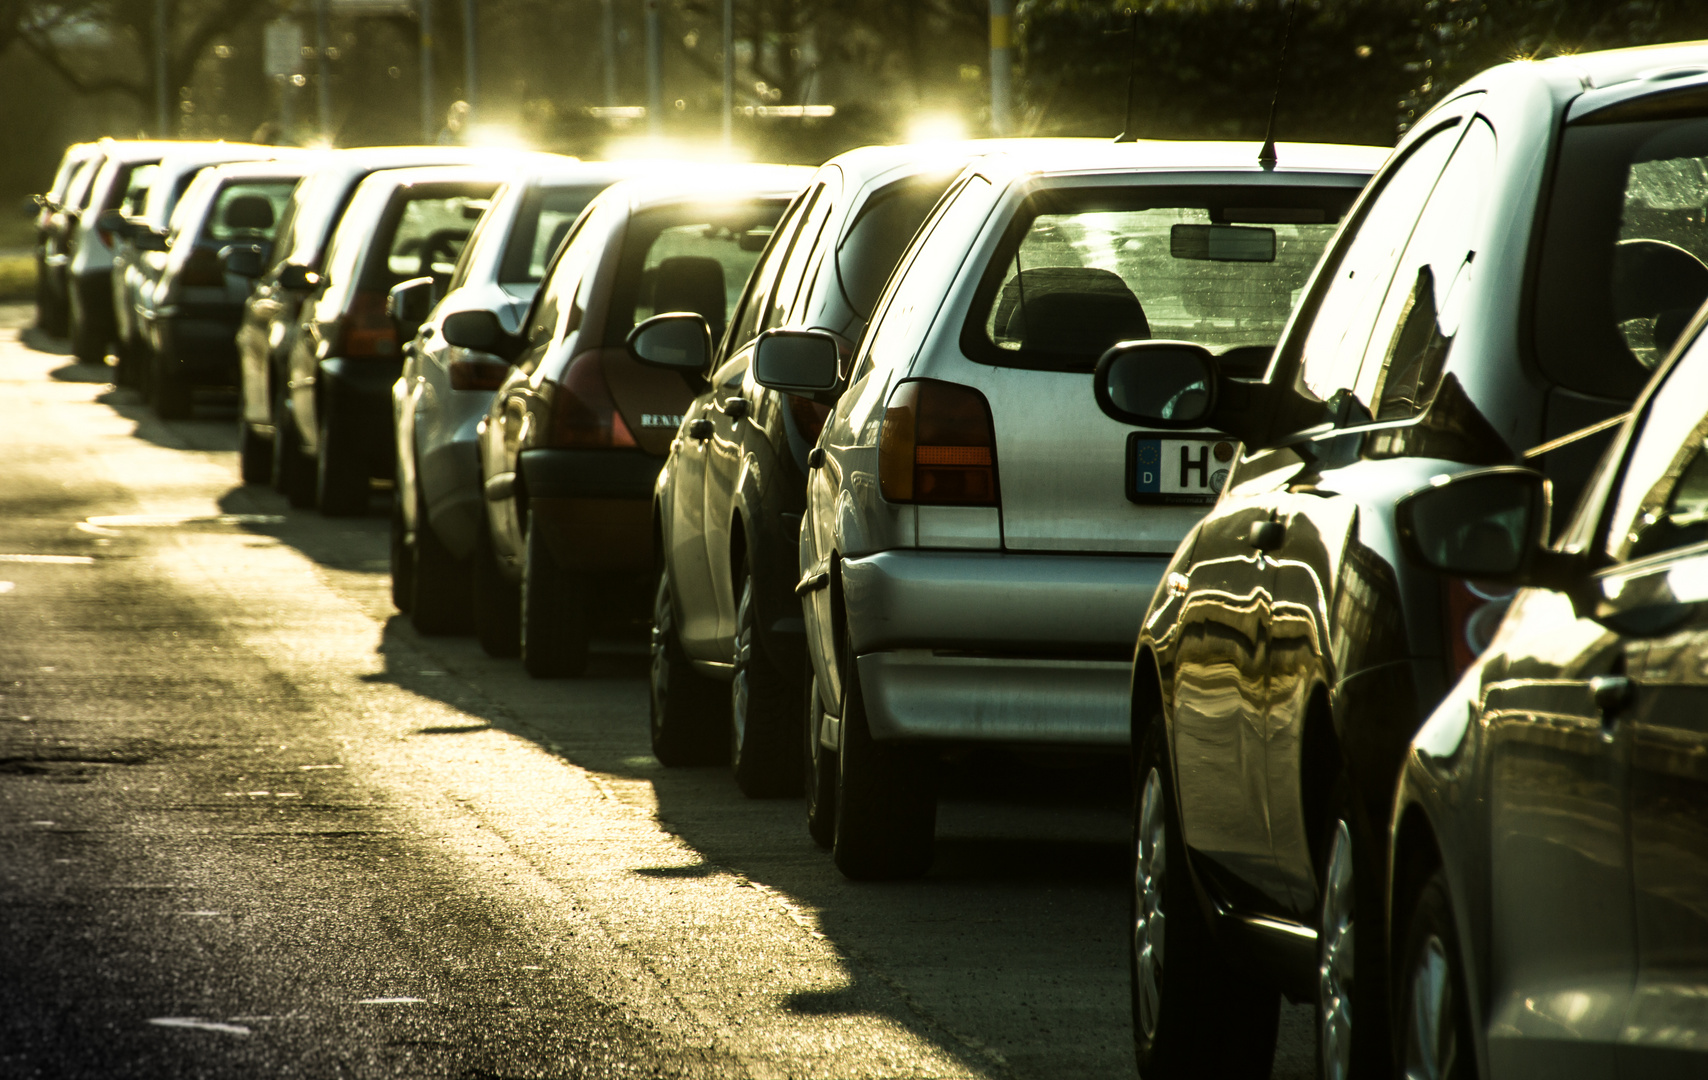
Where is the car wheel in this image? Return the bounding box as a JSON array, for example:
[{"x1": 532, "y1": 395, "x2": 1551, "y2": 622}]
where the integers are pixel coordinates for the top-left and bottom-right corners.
[
  {"x1": 69, "y1": 292, "x2": 105, "y2": 366},
  {"x1": 803, "y1": 669, "x2": 836, "y2": 849},
  {"x1": 1317, "y1": 787, "x2": 1389, "y2": 1080},
  {"x1": 648, "y1": 568, "x2": 726, "y2": 765},
  {"x1": 472, "y1": 519, "x2": 520, "y2": 657},
  {"x1": 1131, "y1": 718, "x2": 1279, "y2": 1079},
  {"x1": 271, "y1": 382, "x2": 315, "y2": 509},
  {"x1": 389, "y1": 495, "x2": 414, "y2": 614},
  {"x1": 238, "y1": 421, "x2": 273, "y2": 485},
  {"x1": 37, "y1": 273, "x2": 68, "y2": 337},
  {"x1": 315, "y1": 401, "x2": 368, "y2": 517},
  {"x1": 1397, "y1": 868, "x2": 1474, "y2": 1080},
  {"x1": 519, "y1": 518, "x2": 588, "y2": 678},
  {"x1": 832, "y1": 612, "x2": 935, "y2": 881},
  {"x1": 729, "y1": 558, "x2": 802, "y2": 798},
  {"x1": 150, "y1": 347, "x2": 193, "y2": 420},
  {"x1": 410, "y1": 503, "x2": 471, "y2": 635}
]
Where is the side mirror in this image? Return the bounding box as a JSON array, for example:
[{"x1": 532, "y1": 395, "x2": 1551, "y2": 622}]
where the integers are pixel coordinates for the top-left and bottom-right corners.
[
  {"x1": 442, "y1": 308, "x2": 510, "y2": 353},
  {"x1": 277, "y1": 263, "x2": 319, "y2": 291},
  {"x1": 753, "y1": 328, "x2": 842, "y2": 403},
  {"x1": 132, "y1": 229, "x2": 169, "y2": 252},
  {"x1": 220, "y1": 244, "x2": 264, "y2": 279},
  {"x1": 1394, "y1": 468, "x2": 1564, "y2": 584},
  {"x1": 387, "y1": 276, "x2": 436, "y2": 339},
  {"x1": 626, "y1": 312, "x2": 711, "y2": 374},
  {"x1": 1093, "y1": 340, "x2": 1219, "y2": 428}
]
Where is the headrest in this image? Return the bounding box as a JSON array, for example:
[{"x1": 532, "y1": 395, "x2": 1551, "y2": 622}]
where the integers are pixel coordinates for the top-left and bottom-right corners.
[
  {"x1": 652, "y1": 255, "x2": 728, "y2": 343},
  {"x1": 1613, "y1": 238, "x2": 1708, "y2": 321},
  {"x1": 995, "y1": 266, "x2": 1150, "y2": 357},
  {"x1": 543, "y1": 219, "x2": 574, "y2": 265},
  {"x1": 223, "y1": 194, "x2": 274, "y2": 231}
]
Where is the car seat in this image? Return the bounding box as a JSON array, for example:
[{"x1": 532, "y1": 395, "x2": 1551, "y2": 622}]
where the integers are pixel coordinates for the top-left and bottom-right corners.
[
  {"x1": 651, "y1": 255, "x2": 729, "y2": 344},
  {"x1": 993, "y1": 266, "x2": 1150, "y2": 360}
]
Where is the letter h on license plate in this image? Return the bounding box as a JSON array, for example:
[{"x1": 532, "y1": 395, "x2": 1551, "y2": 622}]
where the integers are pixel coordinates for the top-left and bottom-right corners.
[{"x1": 1125, "y1": 434, "x2": 1237, "y2": 506}]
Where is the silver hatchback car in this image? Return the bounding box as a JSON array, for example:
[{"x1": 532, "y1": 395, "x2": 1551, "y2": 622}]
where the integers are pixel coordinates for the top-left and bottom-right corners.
[{"x1": 762, "y1": 139, "x2": 1385, "y2": 878}]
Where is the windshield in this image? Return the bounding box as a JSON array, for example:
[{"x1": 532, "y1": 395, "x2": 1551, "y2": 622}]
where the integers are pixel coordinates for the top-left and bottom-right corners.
[
  {"x1": 964, "y1": 185, "x2": 1357, "y2": 373},
  {"x1": 1535, "y1": 112, "x2": 1708, "y2": 400}
]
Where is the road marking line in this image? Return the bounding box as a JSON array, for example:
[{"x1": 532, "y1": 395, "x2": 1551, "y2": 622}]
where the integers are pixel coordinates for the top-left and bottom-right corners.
[
  {"x1": 84, "y1": 513, "x2": 286, "y2": 528},
  {"x1": 147, "y1": 1018, "x2": 252, "y2": 1036},
  {"x1": 356, "y1": 997, "x2": 426, "y2": 1005}
]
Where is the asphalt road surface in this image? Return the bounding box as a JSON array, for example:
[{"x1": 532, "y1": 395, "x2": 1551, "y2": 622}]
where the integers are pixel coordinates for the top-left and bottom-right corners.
[{"x1": 0, "y1": 304, "x2": 1315, "y2": 1079}]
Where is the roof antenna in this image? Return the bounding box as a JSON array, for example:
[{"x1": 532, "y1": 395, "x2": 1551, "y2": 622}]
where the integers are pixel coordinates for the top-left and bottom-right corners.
[
  {"x1": 1258, "y1": 0, "x2": 1302, "y2": 170},
  {"x1": 1114, "y1": 11, "x2": 1140, "y2": 143}
]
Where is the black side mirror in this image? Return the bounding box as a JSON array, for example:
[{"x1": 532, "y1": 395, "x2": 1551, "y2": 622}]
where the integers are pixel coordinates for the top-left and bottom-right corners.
[
  {"x1": 627, "y1": 312, "x2": 711, "y2": 374},
  {"x1": 441, "y1": 308, "x2": 517, "y2": 359},
  {"x1": 220, "y1": 244, "x2": 264, "y2": 279},
  {"x1": 1394, "y1": 467, "x2": 1575, "y2": 586},
  {"x1": 1093, "y1": 340, "x2": 1220, "y2": 428},
  {"x1": 277, "y1": 263, "x2": 319, "y2": 291},
  {"x1": 132, "y1": 229, "x2": 169, "y2": 252},
  {"x1": 753, "y1": 328, "x2": 842, "y2": 404},
  {"x1": 387, "y1": 276, "x2": 436, "y2": 339}
]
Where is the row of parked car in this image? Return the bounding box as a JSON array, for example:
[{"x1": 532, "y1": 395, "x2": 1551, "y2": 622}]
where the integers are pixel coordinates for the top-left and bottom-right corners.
[{"x1": 30, "y1": 39, "x2": 1708, "y2": 1079}]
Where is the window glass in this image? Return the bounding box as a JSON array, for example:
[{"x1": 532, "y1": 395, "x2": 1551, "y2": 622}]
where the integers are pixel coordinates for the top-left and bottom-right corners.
[
  {"x1": 123, "y1": 164, "x2": 159, "y2": 216},
  {"x1": 724, "y1": 187, "x2": 815, "y2": 353},
  {"x1": 64, "y1": 158, "x2": 101, "y2": 209},
  {"x1": 1606, "y1": 332, "x2": 1708, "y2": 561},
  {"x1": 606, "y1": 198, "x2": 789, "y2": 348},
  {"x1": 498, "y1": 183, "x2": 607, "y2": 285},
  {"x1": 200, "y1": 180, "x2": 297, "y2": 246},
  {"x1": 833, "y1": 172, "x2": 959, "y2": 320},
  {"x1": 363, "y1": 187, "x2": 498, "y2": 291},
  {"x1": 1537, "y1": 113, "x2": 1708, "y2": 400},
  {"x1": 1362, "y1": 119, "x2": 1498, "y2": 420},
  {"x1": 764, "y1": 183, "x2": 837, "y2": 331},
  {"x1": 1290, "y1": 122, "x2": 1459, "y2": 415},
  {"x1": 526, "y1": 207, "x2": 602, "y2": 349},
  {"x1": 965, "y1": 181, "x2": 1353, "y2": 374}
]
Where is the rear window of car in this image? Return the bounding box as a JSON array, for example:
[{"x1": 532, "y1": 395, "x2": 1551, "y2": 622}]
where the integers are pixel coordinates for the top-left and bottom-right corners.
[
  {"x1": 359, "y1": 185, "x2": 499, "y2": 291},
  {"x1": 200, "y1": 180, "x2": 298, "y2": 246},
  {"x1": 604, "y1": 198, "x2": 790, "y2": 347},
  {"x1": 962, "y1": 184, "x2": 1358, "y2": 373},
  {"x1": 499, "y1": 183, "x2": 609, "y2": 285},
  {"x1": 835, "y1": 172, "x2": 959, "y2": 319},
  {"x1": 1534, "y1": 107, "x2": 1708, "y2": 401}
]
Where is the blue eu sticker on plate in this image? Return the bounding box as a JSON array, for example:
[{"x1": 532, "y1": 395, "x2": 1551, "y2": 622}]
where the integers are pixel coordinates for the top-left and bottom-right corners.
[{"x1": 1129, "y1": 436, "x2": 1237, "y2": 505}]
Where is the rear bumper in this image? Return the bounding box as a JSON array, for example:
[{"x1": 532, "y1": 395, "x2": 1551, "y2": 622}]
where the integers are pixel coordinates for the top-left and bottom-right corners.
[
  {"x1": 518, "y1": 448, "x2": 663, "y2": 572},
  {"x1": 321, "y1": 356, "x2": 405, "y2": 478},
  {"x1": 153, "y1": 308, "x2": 241, "y2": 382},
  {"x1": 841, "y1": 548, "x2": 1167, "y2": 745}
]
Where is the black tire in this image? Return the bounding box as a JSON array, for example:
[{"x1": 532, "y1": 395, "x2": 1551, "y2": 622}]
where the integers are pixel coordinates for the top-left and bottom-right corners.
[
  {"x1": 69, "y1": 294, "x2": 105, "y2": 366},
  {"x1": 519, "y1": 519, "x2": 588, "y2": 678},
  {"x1": 389, "y1": 495, "x2": 414, "y2": 614},
  {"x1": 472, "y1": 520, "x2": 521, "y2": 657},
  {"x1": 272, "y1": 382, "x2": 315, "y2": 509},
  {"x1": 832, "y1": 617, "x2": 936, "y2": 881},
  {"x1": 803, "y1": 669, "x2": 837, "y2": 849},
  {"x1": 1316, "y1": 781, "x2": 1390, "y2": 1080},
  {"x1": 315, "y1": 400, "x2": 369, "y2": 517},
  {"x1": 1395, "y1": 868, "x2": 1475, "y2": 1080},
  {"x1": 151, "y1": 347, "x2": 193, "y2": 420},
  {"x1": 410, "y1": 505, "x2": 472, "y2": 635},
  {"x1": 1131, "y1": 718, "x2": 1279, "y2": 1079},
  {"x1": 648, "y1": 568, "x2": 727, "y2": 765},
  {"x1": 36, "y1": 267, "x2": 68, "y2": 337},
  {"x1": 729, "y1": 558, "x2": 803, "y2": 798},
  {"x1": 238, "y1": 421, "x2": 273, "y2": 485}
]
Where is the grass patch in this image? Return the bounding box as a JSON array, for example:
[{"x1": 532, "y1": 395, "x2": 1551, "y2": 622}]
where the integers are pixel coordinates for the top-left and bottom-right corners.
[{"x1": 0, "y1": 254, "x2": 36, "y2": 300}]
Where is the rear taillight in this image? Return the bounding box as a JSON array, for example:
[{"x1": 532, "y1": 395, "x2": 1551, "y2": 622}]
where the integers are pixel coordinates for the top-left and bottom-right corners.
[
  {"x1": 335, "y1": 290, "x2": 398, "y2": 358},
  {"x1": 1443, "y1": 578, "x2": 1515, "y2": 680},
  {"x1": 546, "y1": 351, "x2": 637, "y2": 449},
  {"x1": 878, "y1": 379, "x2": 999, "y2": 505},
  {"x1": 180, "y1": 246, "x2": 224, "y2": 288},
  {"x1": 449, "y1": 357, "x2": 510, "y2": 391}
]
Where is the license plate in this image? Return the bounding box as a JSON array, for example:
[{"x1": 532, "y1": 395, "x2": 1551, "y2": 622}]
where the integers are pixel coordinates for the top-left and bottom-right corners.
[{"x1": 1126, "y1": 435, "x2": 1239, "y2": 505}]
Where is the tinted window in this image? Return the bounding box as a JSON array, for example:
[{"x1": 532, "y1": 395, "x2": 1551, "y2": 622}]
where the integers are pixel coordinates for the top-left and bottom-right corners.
[
  {"x1": 201, "y1": 180, "x2": 298, "y2": 246},
  {"x1": 836, "y1": 173, "x2": 958, "y2": 319},
  {"x1": 498, "y1": 183, "x2": 608, "y2": 285},
  {"x1": 1537, "y1": 112, "x2": 1708, "y2": 400},
  {"x1": 605, "y1": 199, "x2": 788, "y2": 347},
  {"x1": 965, "y1": 183, "x2": 1353, "y2": 374},
  {"x1": 724, "y1": 187, "x2": 816, "y2": 353},
  {"x1": 526, "y1": 207, "x2": 603, "y2": 353},
  {"x1": 1606, "y1": 331, "x2": 1708, "y2": 561},
  {"x1": 764, "y1": 186, "x2": 836, "y2": 331},
  {"x1": 364, "y1": 188, "x2": 496, "y2": 290}
]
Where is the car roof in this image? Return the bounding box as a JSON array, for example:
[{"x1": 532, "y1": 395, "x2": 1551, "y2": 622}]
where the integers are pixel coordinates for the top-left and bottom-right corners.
[
  {"x1": 1536, "y1": 39, "x2": 1708, "y2": 91},
  {"x1": 970, "y1": 139, "x2": 1389, "y2": 186},
  {"x1": 202, "y1": 157, "x2": 325, "y2": 182},
  {"x1": 607, "y1": 163, "x2": 816, "y2": 213},
  {"x1": 94, "y1": 138, "x2": 253, "y2": 165},
  {"x1": 351, "y1": 163, "x2": 515, "y2": 193}
]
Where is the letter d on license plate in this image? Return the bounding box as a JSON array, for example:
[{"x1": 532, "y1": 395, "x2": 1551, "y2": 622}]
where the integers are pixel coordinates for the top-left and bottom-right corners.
[{"x1": 1126, "y1": 435, "x2": 1238, "y2": 506}]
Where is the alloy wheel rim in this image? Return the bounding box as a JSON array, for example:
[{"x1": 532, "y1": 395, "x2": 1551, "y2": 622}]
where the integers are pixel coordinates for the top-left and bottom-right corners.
[
  {"x1": 1134, "y1": 766, "x2": 1166, "y2": 1041},
  {"x1": 731, "y1": 579, "x2": 753, "y2": 752},
  {"x1": 1403, "y1": 933, "x2": 1456, "y2": 1080},
  {"x1": 1319, "y1": 819, "x2": 1356, "y2": 1080}
]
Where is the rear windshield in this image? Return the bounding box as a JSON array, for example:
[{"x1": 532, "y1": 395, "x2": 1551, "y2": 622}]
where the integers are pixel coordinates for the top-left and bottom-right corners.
[
  {"x1": 499, "y1": 183, "x2": 608, "y2": 285},
  {"x1": 200, "y1": 180, "x2": 298, "y2": 246},
  {"x1": 605, "y1": 198, "x2": 789, "y2": 347},
  {"x1": 122, "y1": 164, "x2": 159, "y2": 216},
  {"x1": 1534, "y1": 108, "x2": 1708, "y2": 400},
  {"x1": 836, "y1": 172, "x2": 959, "y2": 319},
  {"x1": 963, "y1": 185, "x2": 1357, "y2": 373},
  {"x1": 360, "y1": 186, "x2": 499, "y2": 292}
]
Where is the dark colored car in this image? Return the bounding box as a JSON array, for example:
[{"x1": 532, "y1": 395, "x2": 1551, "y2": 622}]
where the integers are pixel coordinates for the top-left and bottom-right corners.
[
  {"x1": 1387, "y1": 301, "x2": 1708, "y2": 1080},
  {"x1": 141, "y1": 159, "x2": 314, "y2": 419},
  {"x1": 391, "y1": 160, "x2": 643, "y2": 632},
  {"x1": 452, "y1": 165, "x2": 810, "y2": 676},
  {"x1": 232, "y1": 146, "x2": 499, "y2": 495},
  {"x1": 1093, "y1": 42, "x2": 1708, "y2": 1080},
  {"x1": 33, "y1": 142, "x2": 101, "y2": 336},
  {"x1": 278, "y1": 165, "x2": 505, "y2": 515}
]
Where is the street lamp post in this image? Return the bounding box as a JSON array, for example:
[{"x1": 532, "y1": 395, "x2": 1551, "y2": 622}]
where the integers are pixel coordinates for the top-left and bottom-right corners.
[
  {"x1": 645, "y1": 0, "x2": 663, "y2": 137},
  {"x1": 155, "y1": 0, "x2": 169, "y2": 137},
  {"x1": 989, "y1": 0, "x2": 1013, "y2": 136},
  {"x1": 420, "y1": 0, "x2": 436, "y2": 141},
  {"x1": 316, "y1": 0, "x2": 331, "y2": 138},
  {"x1": 722, "y1": 0, "x2": 733, "y2": 149},
  {"x1": 463, "y1": 0, "x2": 477, "y2": 114}
]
